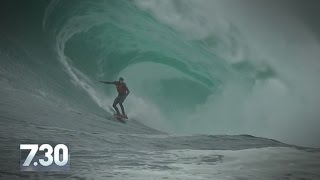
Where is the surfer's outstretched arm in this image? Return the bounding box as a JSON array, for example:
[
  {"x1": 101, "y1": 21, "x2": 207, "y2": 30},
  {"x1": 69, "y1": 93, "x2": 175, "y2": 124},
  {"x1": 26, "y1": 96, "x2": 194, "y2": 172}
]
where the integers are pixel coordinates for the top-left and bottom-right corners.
[{"x1": 99, "y1": 81, "x2": 115, "y2": 85}]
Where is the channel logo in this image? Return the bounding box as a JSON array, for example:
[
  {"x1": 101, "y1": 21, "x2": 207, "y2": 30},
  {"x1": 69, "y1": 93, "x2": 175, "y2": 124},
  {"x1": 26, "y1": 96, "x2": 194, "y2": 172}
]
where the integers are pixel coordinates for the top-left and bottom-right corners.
[{"x1": 20, "y1": 144, "x2": 70, "y2": 172}]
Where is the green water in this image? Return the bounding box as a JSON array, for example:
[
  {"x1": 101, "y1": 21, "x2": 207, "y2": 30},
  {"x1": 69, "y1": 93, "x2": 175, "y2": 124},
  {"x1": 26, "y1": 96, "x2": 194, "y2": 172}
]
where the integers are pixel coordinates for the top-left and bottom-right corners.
[{"x1": 3, "y1": 0, "x2": 319, "y2": 147}]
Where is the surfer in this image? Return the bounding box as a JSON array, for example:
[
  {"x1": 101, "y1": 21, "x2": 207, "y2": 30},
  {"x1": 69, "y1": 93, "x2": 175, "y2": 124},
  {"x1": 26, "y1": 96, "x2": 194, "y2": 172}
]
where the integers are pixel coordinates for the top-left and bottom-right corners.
[{"x1": 99, "y1": 77, "x2": 130, "y2": 118}]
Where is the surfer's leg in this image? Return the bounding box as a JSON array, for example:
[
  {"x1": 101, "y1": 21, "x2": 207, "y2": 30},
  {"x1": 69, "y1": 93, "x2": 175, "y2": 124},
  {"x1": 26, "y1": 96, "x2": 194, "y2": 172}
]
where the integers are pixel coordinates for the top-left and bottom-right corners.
[
  {"x1": 119, "y1": 95, "x2": 127, "y2": 115},
  {"x1": 113, "y1": 96, "x2": 121, "y2": 115},
  {"x1": 119, "y1": 103, "x2": 125, "y2": 115}
]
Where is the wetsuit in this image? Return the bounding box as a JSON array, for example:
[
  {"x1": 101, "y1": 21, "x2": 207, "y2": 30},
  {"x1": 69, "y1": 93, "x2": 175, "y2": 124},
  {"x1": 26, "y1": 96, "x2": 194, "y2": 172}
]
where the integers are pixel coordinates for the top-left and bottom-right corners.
[{"x1": 100, "y1": 81, "x2": 130, "y2": 115}]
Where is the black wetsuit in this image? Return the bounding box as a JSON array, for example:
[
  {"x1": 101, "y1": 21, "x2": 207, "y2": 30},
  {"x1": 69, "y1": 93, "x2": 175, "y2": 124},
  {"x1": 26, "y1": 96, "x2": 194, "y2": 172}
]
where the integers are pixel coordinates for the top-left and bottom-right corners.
[{"x1": 100, "y1": 81, "x2": 129, "y2": 115}]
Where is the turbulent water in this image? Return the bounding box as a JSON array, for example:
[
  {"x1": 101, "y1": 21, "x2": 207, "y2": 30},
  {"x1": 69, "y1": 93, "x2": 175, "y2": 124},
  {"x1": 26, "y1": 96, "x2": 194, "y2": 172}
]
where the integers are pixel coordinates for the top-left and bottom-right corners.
[{"x1": 1, "y1": 0, "x2": 320, "y2": 179}]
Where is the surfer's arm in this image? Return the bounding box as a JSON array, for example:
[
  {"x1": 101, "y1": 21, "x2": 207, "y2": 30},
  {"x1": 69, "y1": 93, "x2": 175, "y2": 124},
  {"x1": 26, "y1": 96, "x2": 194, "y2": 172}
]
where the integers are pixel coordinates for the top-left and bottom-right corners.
[
  {"x1": 99, "y1": 81, "x2": 115, "y2": 85},
  {"x1": 125, "y1": 84, "x2": 130, "y2": 95}
]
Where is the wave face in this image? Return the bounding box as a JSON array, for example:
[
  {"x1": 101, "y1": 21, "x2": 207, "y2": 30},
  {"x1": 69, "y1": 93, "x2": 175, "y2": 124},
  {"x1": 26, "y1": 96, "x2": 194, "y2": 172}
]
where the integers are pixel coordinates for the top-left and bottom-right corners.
[{"x1": 1, "y1": 0, "x2": 320, "y2": 147}]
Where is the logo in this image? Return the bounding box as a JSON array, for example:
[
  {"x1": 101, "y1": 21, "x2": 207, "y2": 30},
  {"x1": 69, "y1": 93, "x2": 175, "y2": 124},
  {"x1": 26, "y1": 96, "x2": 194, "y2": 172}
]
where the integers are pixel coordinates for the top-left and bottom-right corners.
[{"x1": 20, "y1": 143, "x2": 70, "y2": 171}]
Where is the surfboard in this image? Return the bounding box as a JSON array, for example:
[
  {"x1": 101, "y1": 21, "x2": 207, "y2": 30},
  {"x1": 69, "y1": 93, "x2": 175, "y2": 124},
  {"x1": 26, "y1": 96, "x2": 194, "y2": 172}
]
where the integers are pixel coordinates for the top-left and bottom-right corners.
[
  {"x1": 108, "y1": 106, "x2": 128, "y2": 123},
  {"x1": 113, "y1": 114, "x2": 128, "y2": 119},
  {"x1": 113, "y1": 114, "x2": 127, "y2": 124}
]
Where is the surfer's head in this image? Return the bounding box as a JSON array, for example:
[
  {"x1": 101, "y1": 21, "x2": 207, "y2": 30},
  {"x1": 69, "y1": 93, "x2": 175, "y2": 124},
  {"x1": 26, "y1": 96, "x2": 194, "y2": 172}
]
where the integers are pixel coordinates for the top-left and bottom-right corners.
[{"x1": 119, "y1": 77, "x2": 124, "y2": 83}]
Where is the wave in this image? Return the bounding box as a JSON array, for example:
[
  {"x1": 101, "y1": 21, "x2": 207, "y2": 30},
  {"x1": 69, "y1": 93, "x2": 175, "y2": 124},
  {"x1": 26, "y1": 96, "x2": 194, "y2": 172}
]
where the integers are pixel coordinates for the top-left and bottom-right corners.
[{"x1": 1, "y1": 0, "x2": 320, "y2": 147}]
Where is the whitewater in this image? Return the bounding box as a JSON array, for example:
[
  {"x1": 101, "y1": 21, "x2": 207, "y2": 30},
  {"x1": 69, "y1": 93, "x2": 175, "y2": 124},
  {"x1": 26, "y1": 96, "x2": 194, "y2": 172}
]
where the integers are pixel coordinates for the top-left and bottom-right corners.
[{"x1": 0, "y1": 0, "x2": 320, "y2": 179}]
